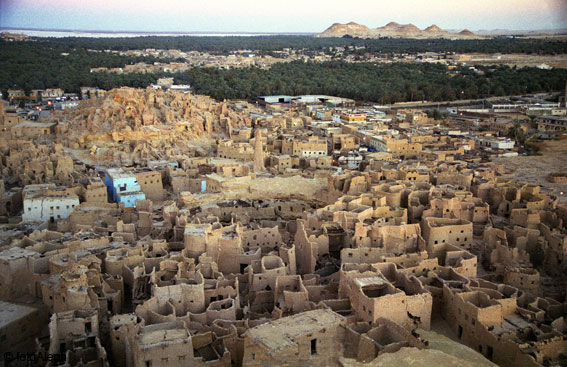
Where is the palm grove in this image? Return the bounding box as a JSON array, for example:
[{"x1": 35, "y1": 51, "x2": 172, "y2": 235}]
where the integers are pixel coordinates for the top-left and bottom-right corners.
[{"x1": 1, "y1": 36, "x2": 566, "y2": 104}]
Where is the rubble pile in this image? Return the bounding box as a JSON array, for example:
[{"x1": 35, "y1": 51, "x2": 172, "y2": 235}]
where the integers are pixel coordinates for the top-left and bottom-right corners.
[{"x1": 52, "y1": 88, "x2": 252, "y2": 165}]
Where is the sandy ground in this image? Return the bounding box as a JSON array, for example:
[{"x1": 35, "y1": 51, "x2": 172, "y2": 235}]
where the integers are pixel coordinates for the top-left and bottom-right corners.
[
  {"x1": 469, "y1": 53, "x2": 567, "y2": 69},
  {"x1": 492, "y1": 139, "x2": 567, "y2": 203}
]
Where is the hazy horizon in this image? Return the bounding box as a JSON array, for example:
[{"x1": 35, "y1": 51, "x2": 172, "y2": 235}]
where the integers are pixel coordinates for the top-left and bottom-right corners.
[{"x1": 1, "y1": 0, "x2": 566, "y2": 34}]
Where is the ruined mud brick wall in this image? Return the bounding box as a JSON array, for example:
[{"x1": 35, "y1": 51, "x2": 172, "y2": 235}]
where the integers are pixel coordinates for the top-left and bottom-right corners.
[
  {"x1": 136, "y1": 170, "x2": 165, "y2": 201},
  {"x1": 50, "y1": 88, "x2": 252, "y2": 166},
  {"x1": 80, "y1": 179, "x2": 108, "y2": 203},
  {"x1": 344, "y1": 269, "x2": 432, "y2": 330},
  {"x1": 503, "y1": 267, "x2": 540, "y2": 294},
  {"x1": 422, "y1": 217, "x2": 473, "y2": 252}
]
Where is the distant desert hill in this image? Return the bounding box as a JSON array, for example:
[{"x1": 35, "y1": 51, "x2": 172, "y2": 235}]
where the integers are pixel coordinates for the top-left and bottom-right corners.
[
  {"x1": 424, "y1": 24, "x2": 444, "y2": 33},
  {"x1": 394, "y1": 24, "x2": 422, "y2": 34},
  {"x1": 318, "y1": 22, "x2": 373, "y2": 38},
  {"x1": 316, "y1": 21, "x2": 482, "y2": 39},
  {"x1": 384, "y1": 22, "x2": 401, "y2": 29},
  {"x1": 459, "y1": 29, "x2": 476, "y2": 36}
]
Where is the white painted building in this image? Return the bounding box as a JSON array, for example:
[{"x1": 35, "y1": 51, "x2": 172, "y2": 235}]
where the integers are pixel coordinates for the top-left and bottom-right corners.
[
  {"x1": 476, "y1": 137, "x2": 515, "y2": 150},
  {"x1": 22, "y1": 184, "x2": 80, "y2": 223},
  {"x1": 446, "y1": 130, "x2": 466, "y2": 136},
  {"x1": 369, "y1": 135, "x2": 387, "y2": 152},
  {"x1": 302, "y1": 149, "x2": 327, "y2": 157},
  {"x1": 338, "y1": 151, "x2": 363, "y2": 170}
]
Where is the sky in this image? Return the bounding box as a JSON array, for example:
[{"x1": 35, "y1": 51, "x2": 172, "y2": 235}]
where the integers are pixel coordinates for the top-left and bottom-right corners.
[{"x1": 1, "y1": 0, "x2": 566, "y2": 33}]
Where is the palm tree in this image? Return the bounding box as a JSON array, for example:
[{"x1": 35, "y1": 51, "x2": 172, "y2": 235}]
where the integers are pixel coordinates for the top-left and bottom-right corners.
[{"x1": 507, "y1": 124, "x2": 526, "y2": 145}]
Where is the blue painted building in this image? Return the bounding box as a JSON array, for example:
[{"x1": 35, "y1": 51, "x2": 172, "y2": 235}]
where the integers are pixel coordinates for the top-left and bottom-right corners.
[{"x1": 104, "y1": 168, "x2": 146, "y2": 208}]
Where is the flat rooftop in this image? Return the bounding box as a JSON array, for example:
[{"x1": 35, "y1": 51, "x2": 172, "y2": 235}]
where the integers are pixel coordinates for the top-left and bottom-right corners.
[
  {"x1": 184, "y1": 224, "x2": 211, "y2": 235},
  {"x1": 246, "y1": 309, "x2": 344, "y2": 352},
  {"x1": 106, "y1": 168, "x2": 137, "y2": 180},
  {"x1": 0, "y1": 247, "x2": 38, "y2": 261},
  {"x1": 13, "y1": 121, "x2": 56, "y2": 128},
  {"x1": 354, "y1": 276, "x2": 389, "y2": 288},
  {"x1": 0, "y1": 301, "x2": 38, "y2": 329},
  {"x1": 138, "y1": 328, "x2": 191, "y2": 346}
]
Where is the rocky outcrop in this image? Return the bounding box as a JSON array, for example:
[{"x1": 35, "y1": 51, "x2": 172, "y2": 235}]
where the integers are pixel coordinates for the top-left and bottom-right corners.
[
  {"x1": 459, "y1": 29, "x2": 476, "y2": 36},
  {"x1": 424, "y1": 24, "x2": 444, "y2": 33},
  {"x1": 382, "y1": 22, "x2": 401, "y2": 30},
  {"x1": 318, "y1": 22, "x2": 373, "y2": 38},
  {"x1": 395, "y1": 24, "x2": 422, "y2": 34},
  {"x1": 50, "y1": 87, "x2": 252, "y2": 165},
  {"x1": 316, "y1": 22, "x2": 481, "y2": 39}
]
